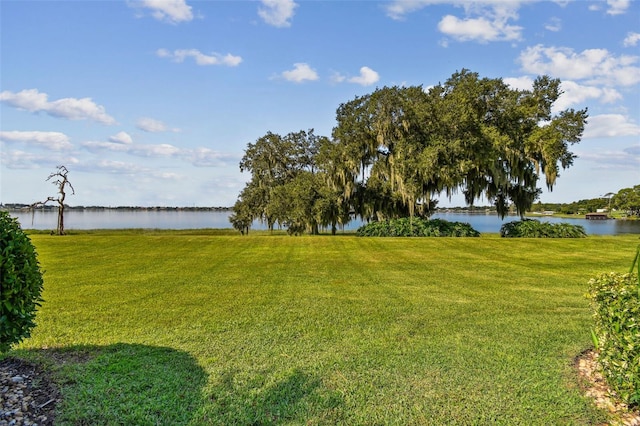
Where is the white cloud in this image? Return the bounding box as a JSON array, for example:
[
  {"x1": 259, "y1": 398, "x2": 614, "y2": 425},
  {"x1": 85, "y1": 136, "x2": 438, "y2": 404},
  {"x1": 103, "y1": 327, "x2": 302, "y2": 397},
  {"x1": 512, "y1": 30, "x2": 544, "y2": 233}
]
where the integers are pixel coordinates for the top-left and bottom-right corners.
[
  {"x1": 0, "y1": 88, "x2": 48, "y2": 110},
  {"x1": 136, "y1": 117, "x2": 180, "y2": 133},
  {"x1": 606, "y1": 0, "x2": 630, "y2": 15},
  {"x1": 347, "y1": 67, "x2": 380, "y2": 86},
  {"x1": 83, "y1": 140, "x2": 181, "y2": 157},
  {"x1": 2, "y1": 150, "x2": 56, "y2": 169},
  {"x1": 439, "y1": 15, "x2": 493, "y2": 41},
  {"x1": 137, "y1": 117, "x2": 167, "y2": 132},
  {"x1": 385, "y1": 0, "x2": 450, "y2": 21},
  {"x1": 94, "y1": 159, "x2": 148, "y2": 175},
  {"x1": 1, "y1": 150, "x2": 45, "y2": 169},
  {"x1": 258, "y1": 0, "x2": 297, "y2": 28},
  {"x1": 544, "y1": 17, "x2": 562, "y2": 32},
  {"x1": 281, "y1": 63, "x2": 319, "y2": 83},
  {"x1": 156, "y1": 48, "x2": 242, "y2": 67},
  {"x1": 438, "y1": 14, "x2": 522, "y2": 42},
  {"x1": 82, "y1": 141, "x2": 131, "y2": 153},
  {"x1": 48, "y1": 98, "x2": 116, "y2": 124},
  {"x1": 553, "y1": 81, "x2": 622, "y2": 112},
  {"x1": 156, "y1": 48, "x2": 171, "y2": 58},
  {"x1": 623, "y1": 32, "x2": 640, "y2": 47},
  {"x1": 504, "y1": 76, "x2": 535, "y2": 90},
  {"x1": 0, "y1": 89, "x2": 116, "y2": 125},
  {"x1": 82, "y1": 138, "x2": 233, "y2": 167},
  {"x1": 136, "y1": 0, "x2": 193, "y2": 24},
  {"x1": 130, "y1": 143, "x2": 182, "y2": 157},
  {"x1": 81, "y1": 160, "x2": 182, "y2": 180},
  {"x1": 396, "y1": 0, "x2": 630, "y2": 20},
  {"x1": 576, "y1": 148, "x2": 640, "y2": 170},
  {"x1": 330, "y1": 72, "x2": 346, "y2": 84},
  {"x1": 1, "y1": 149, "x2": 78, "y2": 170},
  {"x1": 583, "y1": 114, "x2": 640, "y2": 139},
  {"x1": 109, "y1": 131, "x2": 133, "y2": 145},
  {"x1": 504, "y1": 76, "x2": 621, "y2": 112},
  {"x1": 186, "y1": 147, "x2": 235, "y2": 167},
  {"x1": 0, "y1": 131, "x2": 73, "y2": 150},
  {"x1": 518, "y1": 45, "x2": 640, "y2": 87},
  {"x1": 156, "y1": 172, "x2": 184, "y2": 180},
  {"x1": 386, "y1": 0, "x2": 524, "y2": 42}
]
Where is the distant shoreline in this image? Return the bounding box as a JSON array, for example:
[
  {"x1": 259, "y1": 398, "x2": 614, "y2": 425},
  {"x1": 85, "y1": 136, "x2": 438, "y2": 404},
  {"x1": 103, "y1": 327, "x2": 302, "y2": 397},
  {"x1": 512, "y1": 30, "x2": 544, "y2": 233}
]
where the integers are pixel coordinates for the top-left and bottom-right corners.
[
  {"x1": 3, "y1": 204, "x2": 496, "y2": 212},
  {"x1": 2, "y1": 204, "x2": 635, "y2": 221},
  {"x1": 4, "y1": 204, "x2": 501, "y2": 213}
]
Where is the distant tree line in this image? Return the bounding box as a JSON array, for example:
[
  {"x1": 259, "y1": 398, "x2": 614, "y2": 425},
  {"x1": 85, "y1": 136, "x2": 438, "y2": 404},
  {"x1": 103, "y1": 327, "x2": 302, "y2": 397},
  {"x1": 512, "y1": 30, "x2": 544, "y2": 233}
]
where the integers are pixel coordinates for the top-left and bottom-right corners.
[
  {"x1": 231, "y1": 69, "x2": 588, "y2": 235},
  {"x1": 530, "y1": 185, "x2": 640, "y2": 216},
  {"x1": 530, "y1": 200, "x2": 607, "y2": 215}
]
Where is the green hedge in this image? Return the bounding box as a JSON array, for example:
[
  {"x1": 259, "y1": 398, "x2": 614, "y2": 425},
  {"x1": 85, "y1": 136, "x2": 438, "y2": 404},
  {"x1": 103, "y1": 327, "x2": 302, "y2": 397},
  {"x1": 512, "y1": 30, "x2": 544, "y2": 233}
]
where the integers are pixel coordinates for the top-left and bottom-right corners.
[
  {"x1": 356, "y1": 218, "x2": 480, "y2": 237},
  {"x1": 0, "y1": 211, "x2": 45, "y2": 353},
  {"x1": 500, "y1": 219, "x2": 586, "y2": 238},
  {"x1": 587, "y1": 272, "x2": 640, "y2": 407}
]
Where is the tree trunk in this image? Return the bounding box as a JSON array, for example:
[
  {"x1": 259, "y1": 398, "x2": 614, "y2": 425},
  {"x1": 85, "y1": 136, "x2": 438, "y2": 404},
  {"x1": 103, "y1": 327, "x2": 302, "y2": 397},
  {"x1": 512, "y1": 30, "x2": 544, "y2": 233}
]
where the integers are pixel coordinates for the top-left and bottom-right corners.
[{"x1": 57, "y1": 206, "x2": 65, "y2": 235}]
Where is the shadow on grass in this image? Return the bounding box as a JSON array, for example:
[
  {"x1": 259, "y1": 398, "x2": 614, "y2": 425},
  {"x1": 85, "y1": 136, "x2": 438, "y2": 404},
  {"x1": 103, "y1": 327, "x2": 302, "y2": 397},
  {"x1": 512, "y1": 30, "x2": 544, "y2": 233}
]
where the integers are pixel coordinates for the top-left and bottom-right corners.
[
  {"x1": 200, "y1": 367, "x2": 344, "y2": 424},
  {"x1": 16, "y1": 343, "x2": 207, "y2": 425}
]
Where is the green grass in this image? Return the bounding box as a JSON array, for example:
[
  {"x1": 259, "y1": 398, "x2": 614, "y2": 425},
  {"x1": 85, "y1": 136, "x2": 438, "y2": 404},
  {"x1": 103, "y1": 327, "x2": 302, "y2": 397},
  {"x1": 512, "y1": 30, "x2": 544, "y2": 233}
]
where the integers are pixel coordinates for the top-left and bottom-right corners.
[{"x1": 6, "y1": 230, "x2": 639, "y2": 424}]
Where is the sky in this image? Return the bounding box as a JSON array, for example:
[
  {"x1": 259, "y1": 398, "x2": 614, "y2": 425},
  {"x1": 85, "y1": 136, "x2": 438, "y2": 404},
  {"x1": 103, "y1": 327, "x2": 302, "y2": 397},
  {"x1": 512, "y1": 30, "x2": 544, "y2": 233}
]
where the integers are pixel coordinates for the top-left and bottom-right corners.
[{"x1": 1, "y1": 0, "x2": 639, "y2": 208}]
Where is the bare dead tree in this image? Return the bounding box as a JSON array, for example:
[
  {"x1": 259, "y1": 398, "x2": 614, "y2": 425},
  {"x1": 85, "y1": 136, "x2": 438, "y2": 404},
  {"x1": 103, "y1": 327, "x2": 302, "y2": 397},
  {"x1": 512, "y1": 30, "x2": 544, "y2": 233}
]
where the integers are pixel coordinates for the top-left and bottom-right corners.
[{"x1": 30, "y1": 165, "x2": 75, "y2": 235}]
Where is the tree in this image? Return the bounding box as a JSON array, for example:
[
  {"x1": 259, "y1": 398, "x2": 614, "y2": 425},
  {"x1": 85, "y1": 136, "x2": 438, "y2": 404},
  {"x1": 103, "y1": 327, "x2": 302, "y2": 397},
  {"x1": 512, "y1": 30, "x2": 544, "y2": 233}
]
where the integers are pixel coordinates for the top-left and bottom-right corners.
[
  {"x1": 229, "y1": 199, "x2": 253, "y2": 235},
  {"x1": 232, "y1": 130, "x2": 339, "y2": 234},
  {"x1": 31, "y1": 165, "x2": 75, "y2": 235},
  {"x1": 333, "y1": 85, "x2": 436, "y2": 221},
  {"x1": 612, "y1": 185, "x2": 640, "y2": 216},
  {"x1": 268, "y1": 172, "x2": 320, "y2": 235},
  {"x1": 332, "y1": 70, "x2": 588, "y2": 219}
]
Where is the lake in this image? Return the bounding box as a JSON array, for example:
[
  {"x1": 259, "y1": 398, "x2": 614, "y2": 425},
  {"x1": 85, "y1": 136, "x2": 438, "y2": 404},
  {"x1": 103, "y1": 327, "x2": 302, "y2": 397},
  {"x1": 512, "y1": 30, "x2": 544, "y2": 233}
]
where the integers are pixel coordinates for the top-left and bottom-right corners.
[{"x1": 6, "y1": 209, "x2": 640, "y2": 235}]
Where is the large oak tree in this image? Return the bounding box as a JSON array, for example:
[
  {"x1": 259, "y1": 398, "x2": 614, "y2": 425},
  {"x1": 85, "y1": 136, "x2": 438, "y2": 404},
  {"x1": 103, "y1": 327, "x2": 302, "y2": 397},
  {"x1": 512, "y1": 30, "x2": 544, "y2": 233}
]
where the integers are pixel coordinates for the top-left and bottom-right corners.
[{"x1": 332, "y1": 70, "x2": 588, "y2": 219}]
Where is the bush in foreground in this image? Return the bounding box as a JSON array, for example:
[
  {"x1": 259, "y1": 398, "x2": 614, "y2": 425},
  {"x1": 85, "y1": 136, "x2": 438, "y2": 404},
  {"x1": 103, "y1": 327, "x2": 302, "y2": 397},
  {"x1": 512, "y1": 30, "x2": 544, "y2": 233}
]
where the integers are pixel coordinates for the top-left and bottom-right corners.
[
  {"x1": 0, "y1": 211, "x2": 44, "y2": 353},
  {"x1": 356, "y1": 218, "x2": 480, "y2": 237},
  {"x1": 588, "y1": 271, "x2": 640, "y2": 407},
  {"x1": 500, "y1": 219, "x2": 586, "y2": 238}
]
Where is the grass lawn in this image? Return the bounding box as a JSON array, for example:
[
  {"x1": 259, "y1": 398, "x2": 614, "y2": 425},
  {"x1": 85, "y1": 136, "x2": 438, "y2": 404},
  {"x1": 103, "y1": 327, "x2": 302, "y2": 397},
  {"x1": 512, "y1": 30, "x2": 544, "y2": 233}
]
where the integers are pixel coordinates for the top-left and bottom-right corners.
[{"x1": 6, "y1": 230, "x2": 639, "y2": 425}]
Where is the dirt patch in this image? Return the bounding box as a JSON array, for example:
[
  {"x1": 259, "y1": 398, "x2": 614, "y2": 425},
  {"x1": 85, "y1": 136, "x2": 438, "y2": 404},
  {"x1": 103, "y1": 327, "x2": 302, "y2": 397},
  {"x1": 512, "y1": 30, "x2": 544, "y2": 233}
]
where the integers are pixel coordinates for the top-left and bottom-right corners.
[{"x1": 0, "y1": 357, "x2": 60, "y2": 425}]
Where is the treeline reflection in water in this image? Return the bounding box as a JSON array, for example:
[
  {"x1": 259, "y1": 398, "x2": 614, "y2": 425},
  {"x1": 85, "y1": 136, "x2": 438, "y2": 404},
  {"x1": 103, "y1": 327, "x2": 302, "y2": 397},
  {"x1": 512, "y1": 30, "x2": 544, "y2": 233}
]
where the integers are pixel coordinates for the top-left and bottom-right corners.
[{"x1": 6, "y1": 208, "x2": 640, "y2": 235}]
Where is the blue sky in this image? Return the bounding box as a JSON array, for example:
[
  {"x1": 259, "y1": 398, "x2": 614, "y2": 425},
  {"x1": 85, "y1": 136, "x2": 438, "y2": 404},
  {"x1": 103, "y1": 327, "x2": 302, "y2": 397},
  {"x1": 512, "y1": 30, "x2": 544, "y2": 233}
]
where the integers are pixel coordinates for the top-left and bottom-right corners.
[{"x1": 1, "y1": 0, "x2": 639, "y2": 208}]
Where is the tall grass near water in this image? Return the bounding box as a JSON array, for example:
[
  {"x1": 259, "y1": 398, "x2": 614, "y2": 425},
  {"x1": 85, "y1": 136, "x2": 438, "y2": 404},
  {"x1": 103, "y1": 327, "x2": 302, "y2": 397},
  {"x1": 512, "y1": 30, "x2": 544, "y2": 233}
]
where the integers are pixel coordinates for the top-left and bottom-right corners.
[{"x1": 10, "y1": 231, "x2": 639, "y2": 425}]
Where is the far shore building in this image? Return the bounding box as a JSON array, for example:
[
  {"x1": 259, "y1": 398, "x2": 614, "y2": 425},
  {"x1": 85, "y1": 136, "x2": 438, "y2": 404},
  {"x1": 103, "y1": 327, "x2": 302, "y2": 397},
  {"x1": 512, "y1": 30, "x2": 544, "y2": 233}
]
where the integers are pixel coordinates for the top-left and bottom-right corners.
[{"x1": 585, "y1": 212, "x2": 609, "y2": 220}]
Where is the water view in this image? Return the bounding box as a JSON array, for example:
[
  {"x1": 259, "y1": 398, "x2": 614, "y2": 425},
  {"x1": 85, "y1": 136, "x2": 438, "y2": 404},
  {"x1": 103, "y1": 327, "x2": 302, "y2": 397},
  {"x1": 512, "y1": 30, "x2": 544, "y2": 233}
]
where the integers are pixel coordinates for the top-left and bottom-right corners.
[{"x1": 7, "y1": 208, "x2": 640, "y2": 235}]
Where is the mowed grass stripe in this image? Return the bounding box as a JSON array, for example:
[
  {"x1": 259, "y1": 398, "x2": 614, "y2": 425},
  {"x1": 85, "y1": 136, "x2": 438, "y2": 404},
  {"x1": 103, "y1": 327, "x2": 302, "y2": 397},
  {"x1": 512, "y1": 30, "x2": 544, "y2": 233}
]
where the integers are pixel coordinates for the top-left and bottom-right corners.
[{"x1": 13, "y1": 232, "x2": 638, "y2": 424}]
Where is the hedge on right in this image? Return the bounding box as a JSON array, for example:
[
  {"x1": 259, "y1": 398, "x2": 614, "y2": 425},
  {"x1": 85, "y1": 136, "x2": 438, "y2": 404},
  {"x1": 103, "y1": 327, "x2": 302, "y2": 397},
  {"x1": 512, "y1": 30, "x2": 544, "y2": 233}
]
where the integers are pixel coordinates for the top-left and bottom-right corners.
[
  {"x1": 500, "y1": 219, "x2": 586, "y2": 238},
  {"x1": 587, "y1": 269, "x2": 640, "y2": 408}
]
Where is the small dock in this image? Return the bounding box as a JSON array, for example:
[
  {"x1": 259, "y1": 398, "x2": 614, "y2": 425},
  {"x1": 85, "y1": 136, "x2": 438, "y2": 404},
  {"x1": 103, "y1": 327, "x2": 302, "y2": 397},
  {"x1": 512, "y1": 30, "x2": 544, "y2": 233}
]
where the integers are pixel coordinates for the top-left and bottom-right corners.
[{"x1": 585, "y1": 213, "x2": 609, "y2": 220}]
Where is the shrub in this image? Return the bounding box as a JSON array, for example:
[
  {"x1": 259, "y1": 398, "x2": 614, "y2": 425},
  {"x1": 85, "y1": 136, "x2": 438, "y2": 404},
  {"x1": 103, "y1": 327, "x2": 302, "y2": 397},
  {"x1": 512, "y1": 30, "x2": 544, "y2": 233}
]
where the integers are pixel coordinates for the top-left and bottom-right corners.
[
  {"x1": 500, "y1": 219, "x2": 586, "y2": 238},
  {"x1": 0, "y1": 211, "x2": 45, "y2": 353},
  {"x1": 356, "y1": 217, "x2": 480, "y2": 237},
  {"x1": 587, "y1": 271, "x2": 640, "y2": 407}
]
